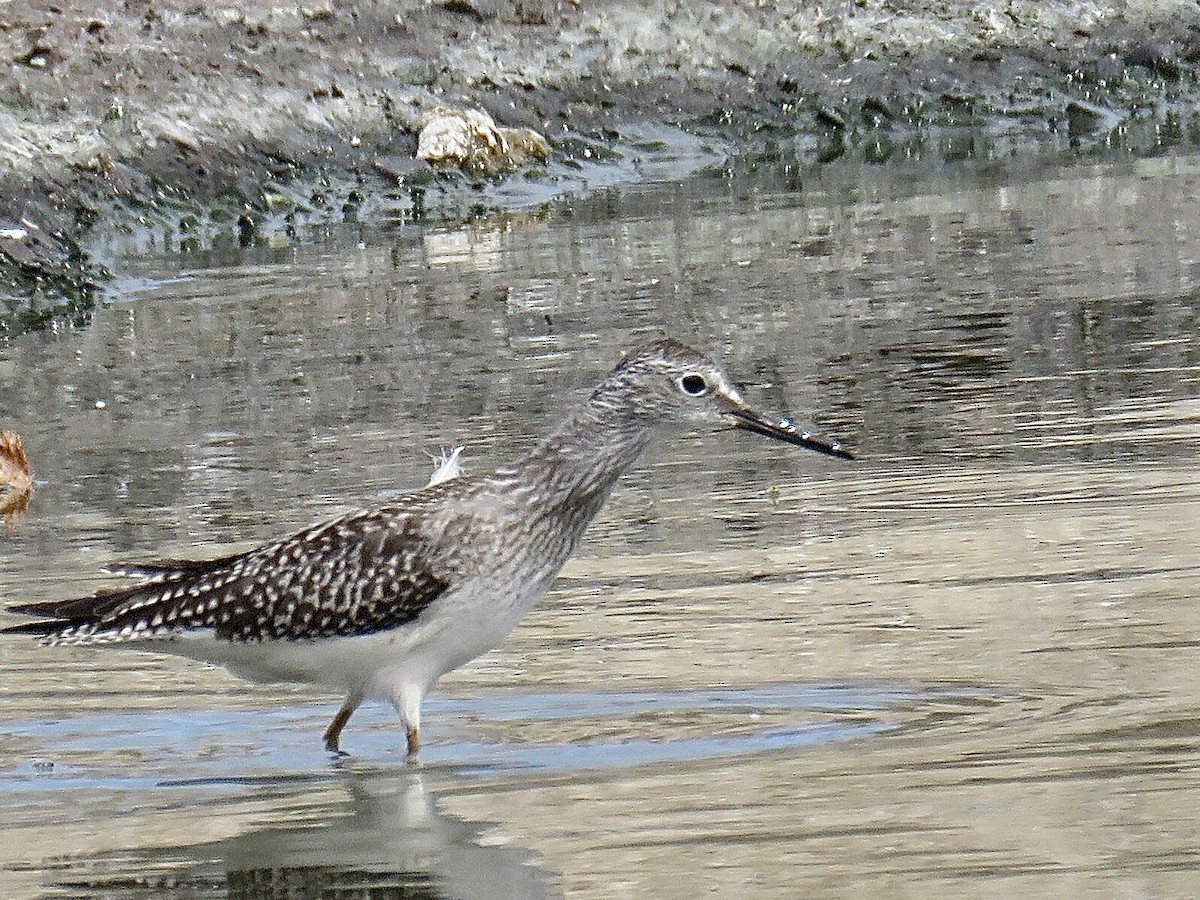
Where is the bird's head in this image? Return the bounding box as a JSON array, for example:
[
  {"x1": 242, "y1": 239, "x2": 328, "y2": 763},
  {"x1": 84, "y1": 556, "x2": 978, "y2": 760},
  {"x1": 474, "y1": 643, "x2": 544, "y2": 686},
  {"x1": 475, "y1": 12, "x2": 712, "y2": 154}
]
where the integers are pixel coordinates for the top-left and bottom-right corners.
[{"x1": 595, "y1": 338, "x2": 852, "y2": 460}]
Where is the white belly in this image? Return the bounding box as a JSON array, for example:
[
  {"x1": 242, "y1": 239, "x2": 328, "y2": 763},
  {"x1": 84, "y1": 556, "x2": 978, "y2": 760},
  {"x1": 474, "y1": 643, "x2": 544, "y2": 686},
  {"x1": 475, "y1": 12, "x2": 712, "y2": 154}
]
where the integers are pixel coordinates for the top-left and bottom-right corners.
[{"x1": 160, "y1": 571, "x2": 552, "y2": 702}]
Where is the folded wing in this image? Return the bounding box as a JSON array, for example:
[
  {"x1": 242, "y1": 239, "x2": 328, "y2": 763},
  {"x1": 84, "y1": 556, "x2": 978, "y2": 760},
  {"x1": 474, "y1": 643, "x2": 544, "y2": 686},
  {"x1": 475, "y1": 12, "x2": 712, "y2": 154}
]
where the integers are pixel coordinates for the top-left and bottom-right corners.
[{"x1": 4, "y1": 508, "x2": 448, "y2": 645}]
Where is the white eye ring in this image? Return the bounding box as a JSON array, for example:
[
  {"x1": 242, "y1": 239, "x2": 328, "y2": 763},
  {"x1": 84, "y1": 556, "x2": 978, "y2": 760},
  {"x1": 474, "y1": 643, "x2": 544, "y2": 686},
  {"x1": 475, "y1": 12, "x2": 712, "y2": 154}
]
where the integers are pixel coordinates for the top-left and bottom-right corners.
[{"x1": 677, "y1": 373, "x2": 709, "y2": 396}]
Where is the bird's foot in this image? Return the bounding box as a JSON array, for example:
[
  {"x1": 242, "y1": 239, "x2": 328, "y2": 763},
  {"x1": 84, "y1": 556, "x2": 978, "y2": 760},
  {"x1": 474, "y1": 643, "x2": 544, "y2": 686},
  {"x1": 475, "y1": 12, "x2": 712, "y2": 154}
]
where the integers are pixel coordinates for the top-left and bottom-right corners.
[
  {"x1": 324, "y1": 738, "x2": 350, "y2": 758},
  {"x1": 405, "y1": 725, "x2": 421, "y2": 760}
]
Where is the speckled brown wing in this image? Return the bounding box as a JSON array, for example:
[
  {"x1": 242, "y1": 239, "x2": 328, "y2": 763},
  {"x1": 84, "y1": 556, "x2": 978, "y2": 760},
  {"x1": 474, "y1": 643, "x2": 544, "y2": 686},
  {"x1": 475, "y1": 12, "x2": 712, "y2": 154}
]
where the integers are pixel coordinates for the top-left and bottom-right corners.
[{"x1": 4, "y1": 508, "x2": 449, "y2": 645}]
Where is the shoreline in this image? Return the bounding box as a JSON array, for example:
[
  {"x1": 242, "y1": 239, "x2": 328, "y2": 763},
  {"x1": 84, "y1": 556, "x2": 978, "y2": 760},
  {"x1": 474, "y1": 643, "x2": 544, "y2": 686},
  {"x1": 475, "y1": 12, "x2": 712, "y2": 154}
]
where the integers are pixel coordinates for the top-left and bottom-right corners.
[{"x1": 2, "y1": 1, "x2": 1199, "y2": 326}]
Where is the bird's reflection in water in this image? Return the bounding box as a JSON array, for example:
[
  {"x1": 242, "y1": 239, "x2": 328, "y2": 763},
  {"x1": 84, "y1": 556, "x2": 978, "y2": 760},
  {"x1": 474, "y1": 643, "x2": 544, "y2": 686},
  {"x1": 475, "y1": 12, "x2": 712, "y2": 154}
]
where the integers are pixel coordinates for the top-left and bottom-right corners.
[{"x1": 39, "y1": 768, "x2": 556, "y2": 900}]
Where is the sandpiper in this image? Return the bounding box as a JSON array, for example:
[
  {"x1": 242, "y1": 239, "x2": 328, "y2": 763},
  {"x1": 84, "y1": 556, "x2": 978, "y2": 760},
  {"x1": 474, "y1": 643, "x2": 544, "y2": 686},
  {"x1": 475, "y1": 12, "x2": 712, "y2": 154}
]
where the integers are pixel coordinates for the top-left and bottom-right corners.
[{"x1": 4, "y1": 339, "x2": 851, "y2": 756}]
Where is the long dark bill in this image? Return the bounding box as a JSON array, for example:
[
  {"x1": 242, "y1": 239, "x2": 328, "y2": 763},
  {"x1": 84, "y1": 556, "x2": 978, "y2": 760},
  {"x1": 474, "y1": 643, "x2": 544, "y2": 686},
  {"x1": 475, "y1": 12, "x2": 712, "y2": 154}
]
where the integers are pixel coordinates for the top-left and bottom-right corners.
[{"x1": 726, "y1": 407, "x2": 854, "y2": 460}]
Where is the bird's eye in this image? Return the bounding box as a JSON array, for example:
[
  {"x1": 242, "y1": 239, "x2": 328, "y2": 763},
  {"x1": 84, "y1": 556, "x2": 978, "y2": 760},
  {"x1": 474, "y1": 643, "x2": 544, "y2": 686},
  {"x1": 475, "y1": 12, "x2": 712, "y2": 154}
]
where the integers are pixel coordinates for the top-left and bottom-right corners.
[{"x1": 678, "y1": 374, "x2": 709, "y2": 396}]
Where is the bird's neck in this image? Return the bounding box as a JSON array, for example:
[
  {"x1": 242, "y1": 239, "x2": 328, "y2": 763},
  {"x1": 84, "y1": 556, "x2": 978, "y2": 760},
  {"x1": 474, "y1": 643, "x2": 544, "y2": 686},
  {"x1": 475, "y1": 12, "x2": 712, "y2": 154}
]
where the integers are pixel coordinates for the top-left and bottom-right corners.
[{"x1": 510, "y1": 397, "x2": 653, "y2": 513}]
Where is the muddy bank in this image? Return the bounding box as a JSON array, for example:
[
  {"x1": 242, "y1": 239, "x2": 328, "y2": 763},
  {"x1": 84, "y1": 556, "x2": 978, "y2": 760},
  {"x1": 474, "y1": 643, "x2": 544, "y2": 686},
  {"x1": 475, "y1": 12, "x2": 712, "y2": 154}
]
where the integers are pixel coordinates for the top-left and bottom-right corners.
[{"x1": 2, "y1": 0, "x2": 1200, "y2": 324}]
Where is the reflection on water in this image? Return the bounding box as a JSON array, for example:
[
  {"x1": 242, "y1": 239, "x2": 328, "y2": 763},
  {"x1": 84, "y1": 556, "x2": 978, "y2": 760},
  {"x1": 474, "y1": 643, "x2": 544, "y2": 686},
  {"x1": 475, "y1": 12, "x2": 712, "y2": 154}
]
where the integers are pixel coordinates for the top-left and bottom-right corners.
[
  {"x1": 18, "y1": 769, "x2": 553, "y2": 900},
  {"x1": 2, "y1": 684, "x2": 992, "y2": 898},
  {"x1": 2, "y1": 154, "x2": 1200, "y2": 897}
]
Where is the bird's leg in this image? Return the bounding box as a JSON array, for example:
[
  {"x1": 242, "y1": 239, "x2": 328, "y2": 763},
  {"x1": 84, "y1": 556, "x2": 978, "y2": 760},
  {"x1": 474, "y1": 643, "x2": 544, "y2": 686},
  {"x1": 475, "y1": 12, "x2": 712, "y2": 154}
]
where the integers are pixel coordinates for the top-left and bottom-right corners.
[
  {"x1": 323, "y1": 693, "x2": 363, "y2": 753},
  {"x1": 392, "y1": 683, "x2": 424, "y2": 759},
  {"x1": 323, "y1": 709, "x2": 353, "y2": 753}
]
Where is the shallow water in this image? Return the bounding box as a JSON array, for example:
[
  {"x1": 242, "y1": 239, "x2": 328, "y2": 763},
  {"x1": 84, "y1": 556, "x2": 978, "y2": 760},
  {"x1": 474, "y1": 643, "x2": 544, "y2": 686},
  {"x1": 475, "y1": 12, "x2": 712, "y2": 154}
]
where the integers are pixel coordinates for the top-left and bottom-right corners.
[{"x1": 2, "y1": 153, "x2": 1200, "y2": 898}]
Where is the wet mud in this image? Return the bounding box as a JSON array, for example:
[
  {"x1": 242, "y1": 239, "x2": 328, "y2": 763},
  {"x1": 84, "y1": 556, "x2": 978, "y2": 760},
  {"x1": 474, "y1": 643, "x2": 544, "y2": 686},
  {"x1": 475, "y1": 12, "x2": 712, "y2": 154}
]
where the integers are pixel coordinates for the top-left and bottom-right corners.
[{"x1": 2, "y1": 0, "x2": 1200, "y2": 318}]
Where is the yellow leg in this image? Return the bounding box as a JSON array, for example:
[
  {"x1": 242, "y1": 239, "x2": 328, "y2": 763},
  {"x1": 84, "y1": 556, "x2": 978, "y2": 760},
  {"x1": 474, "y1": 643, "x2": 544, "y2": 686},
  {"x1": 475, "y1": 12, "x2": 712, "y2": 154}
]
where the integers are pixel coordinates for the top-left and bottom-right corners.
[
  {"x1": 406, "y1": 725, "x2": 421, "y2": 758},
  {"x1": 323, "y1": 699, "x2": 359, "y2": 753}
]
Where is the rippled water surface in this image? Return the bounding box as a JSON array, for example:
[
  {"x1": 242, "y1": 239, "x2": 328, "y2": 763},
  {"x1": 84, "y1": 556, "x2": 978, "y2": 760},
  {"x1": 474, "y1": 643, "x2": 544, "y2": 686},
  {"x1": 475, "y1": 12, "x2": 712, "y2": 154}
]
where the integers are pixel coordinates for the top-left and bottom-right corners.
[{"x1": 2, "y1": 155, "x2": 1200, "y2": 898}]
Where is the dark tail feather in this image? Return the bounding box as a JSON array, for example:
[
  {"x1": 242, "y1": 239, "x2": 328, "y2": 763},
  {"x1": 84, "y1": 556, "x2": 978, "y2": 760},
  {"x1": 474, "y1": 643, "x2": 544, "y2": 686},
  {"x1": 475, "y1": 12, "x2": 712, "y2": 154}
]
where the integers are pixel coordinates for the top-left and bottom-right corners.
[
  {"x1": 7, "y1": 590, "x2": 130, "y2": 622},
  {"x1": 5, "y1": 548, "x2": 249, "y2": 639},
  {"x1": 5, "y1": 581, "x2": 155, "y2": 632},
  {"x1": 7, "y1": 598, "x2": 69, "y2": 618},
  {"x1": 4, "y1": 596, "x2": 96, "y2": 637},
  {"x1": 1, "y1": 618, "x2": 75, "y2": 636}
]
